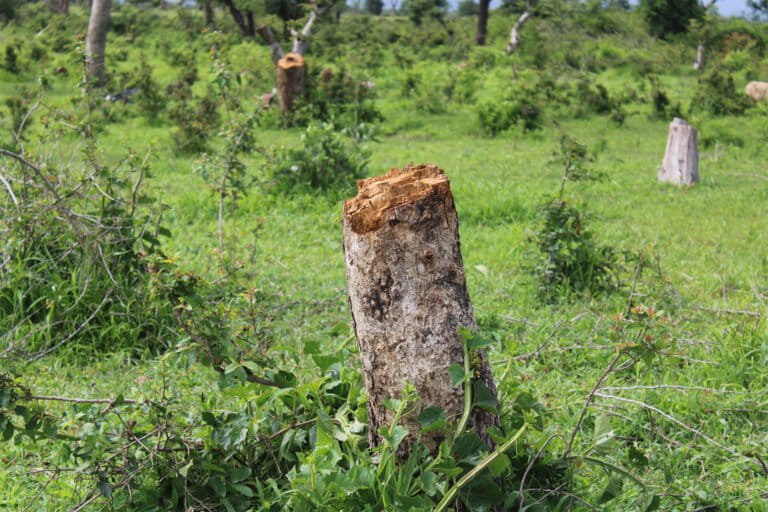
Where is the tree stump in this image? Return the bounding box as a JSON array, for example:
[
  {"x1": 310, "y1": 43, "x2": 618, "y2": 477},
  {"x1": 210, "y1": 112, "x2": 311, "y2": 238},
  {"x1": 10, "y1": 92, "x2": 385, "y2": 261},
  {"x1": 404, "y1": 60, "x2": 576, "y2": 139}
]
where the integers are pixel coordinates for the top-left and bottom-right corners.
[
  {"x1": 343, "y1": 164, "x2": 498, "y2": 455},
  {"x1": 659, "y1": 117, "x2": 699, "y2": 185},
  {"x1": 276, "y1": 52, "x2": 306, "y2": 114}
]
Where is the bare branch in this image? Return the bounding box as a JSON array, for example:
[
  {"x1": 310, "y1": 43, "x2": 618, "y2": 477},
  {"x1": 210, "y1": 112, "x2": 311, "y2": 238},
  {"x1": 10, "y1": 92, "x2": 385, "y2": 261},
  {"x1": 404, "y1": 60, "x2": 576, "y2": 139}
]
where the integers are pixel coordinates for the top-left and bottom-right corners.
[
  {"x1": 506, "y1": 10, "x2": 531, "y2": 54},
  {"x1": 256, "y1": 25, "x2": 285, "y2": 64},
  {"x1": 291, "y1": 5, "x2": 328, "y2": 55}
]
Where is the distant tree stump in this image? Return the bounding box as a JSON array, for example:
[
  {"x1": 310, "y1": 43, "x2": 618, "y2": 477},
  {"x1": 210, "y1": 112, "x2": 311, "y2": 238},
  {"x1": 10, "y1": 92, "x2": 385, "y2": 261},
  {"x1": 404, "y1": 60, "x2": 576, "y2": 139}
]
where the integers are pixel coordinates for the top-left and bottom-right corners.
[
  {"x1": 659, "y1": 117, "x2": 699, "y2": 185},
  {"x1": 276, "y1": 53, "x2": 306, "y2": 113},
  {"x1": 343, "y1": 164, "x2": 499, "y2": 455}
]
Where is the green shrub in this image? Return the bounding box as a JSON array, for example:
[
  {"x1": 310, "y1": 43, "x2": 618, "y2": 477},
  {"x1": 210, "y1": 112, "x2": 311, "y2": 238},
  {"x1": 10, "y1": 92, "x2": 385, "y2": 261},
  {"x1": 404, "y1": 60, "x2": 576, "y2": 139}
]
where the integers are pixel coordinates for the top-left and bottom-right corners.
[
  {"x1": 130, "y1": 55, "x2": 166, "y2": 122},
  {"x1": 267, "y1": 123, "x2": 370, "y2": 193},
  {"x1": 640, "y1": 0, "x2": 702, "y2": 38},
  {"x1": 168, "y1": 89, "x2": 220, "y2": 153},
  {"x1": 690, "y1": 69, "x2": 751, "y2": 117},
  {"x1": 3, "y1": 45, "x2": 19, "y2": 74},
  {"x1": 530, "y1": 199, "x2": 622, "y2": 301},
  {"x1": 0, "y1": 144, "x2": 173, "y2": 356}
]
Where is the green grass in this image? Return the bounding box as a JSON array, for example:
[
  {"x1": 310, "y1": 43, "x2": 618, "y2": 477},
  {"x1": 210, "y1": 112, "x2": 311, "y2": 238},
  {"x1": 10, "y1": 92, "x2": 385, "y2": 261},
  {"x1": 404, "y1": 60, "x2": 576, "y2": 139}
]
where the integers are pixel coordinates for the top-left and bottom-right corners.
[{"x1": 2, "y1": 4, "x2": 768, "y2": 510}]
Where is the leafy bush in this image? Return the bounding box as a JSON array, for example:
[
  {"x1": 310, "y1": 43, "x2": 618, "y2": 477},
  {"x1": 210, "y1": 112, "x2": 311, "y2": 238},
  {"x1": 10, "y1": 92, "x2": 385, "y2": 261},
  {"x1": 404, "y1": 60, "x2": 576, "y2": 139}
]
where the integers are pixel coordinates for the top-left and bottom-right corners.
[
  {"x1": 3, "y1": 44, "x2": 19, "y2": 74},
  {"x1": 690, "y1": 69, "x2": 751, "y2": 117},
  {"x1": 0, "y1": 143, "x2": 173, "y2": 356},
  {"x1": 168, "y1": 89, "x2": 220, "y2": 153},
  {"x1": 477, "y1": 74, "x2": 545, "y2": 135},
  {"x1": 130, "y1": 55, "x2": 166, "y2": 122},
  {"x1": 267, "y1": 123, "x2": 370, "y2": 192},
  {"x1": 640, "y1": 0, "x2": 702, "y2": 38},
  {"x1": 528, "y1": 135, "x2": 622, "y2": 301}
]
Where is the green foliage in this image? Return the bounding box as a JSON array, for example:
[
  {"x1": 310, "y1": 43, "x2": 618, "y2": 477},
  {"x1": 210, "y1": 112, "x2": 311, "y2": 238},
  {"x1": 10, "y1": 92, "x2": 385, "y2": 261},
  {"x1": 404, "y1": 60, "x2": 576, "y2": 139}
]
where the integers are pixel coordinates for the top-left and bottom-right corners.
[
  {"x1": 529, "y1": 135, "x2": 622, "y2": 301},
  {"x1": 267, "y1": 123, "x2": 370, "y2": 193},
  {"x1": 3, "y1": 44, "x2": 19, "y2": 74},
  {"x1": 130, "y1": 55, "x2": 167, "y2": 122},
  {"x1": 366, "y1": 0, "x2": 384, "y2": 14},
  {"x1": 640, "y1": 0, "x2": 703, "y2": 38},
  {"x1": 0, "y1": 143, "x2": 172, "y2": 356},
  {"x1": 402, "y1": 0, "x2": 448, "y2": 26},
  {"x1": 690, "y1": 68, "x2": 752, "y2": 117},
  {"x1": 457, "y1": 0, "x2": 480, "y2": 16},
  {"x1": 168, "y1": 89, "x2": 220, "y2": 153}
]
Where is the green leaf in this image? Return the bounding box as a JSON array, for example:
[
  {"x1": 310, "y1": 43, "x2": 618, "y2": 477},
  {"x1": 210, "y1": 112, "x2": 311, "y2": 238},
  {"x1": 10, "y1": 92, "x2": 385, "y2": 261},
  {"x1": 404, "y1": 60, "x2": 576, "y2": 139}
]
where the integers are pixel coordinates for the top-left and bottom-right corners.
[
  {"x1": 598, "y1": 476, "x2": 623, "y2": 504},
  {"x1": 448, "y1": 364, "x2": 466, "y2": 388},
  {"x1": 644, "y1": 495, "x2": 661, "y2": 512},
  {"x1": 230, "y1": 466, "x2": 251, "y2": 483},
  {"x1": 594, "y1": 414, "x2": 618, "y2": 453},
  {"x1": 472, "y1": 380, "x2": 497, "y2": 412},
  {"x1": 202, "y1": 412, "x2": 218, "y2": 426},
  {"x1": 389, "y1": 425, "x2": 409, "y2": 451},
  {"x1": 417, "y1": 406, "x2": 447, "y2": 434},
  {"x1": 178, "y1": 461, "x2": 193, "y2": 478},
  {"x1": 231, "y1": 483, "x2": 254, "y2": 497},
  {"x1": 97, "y1": 481, "x2": 112, "y2": 498},
  {"x1": 303, "y1": 340, "x2": 320, "y2": 355},
  {"x1": 312, "y1": 354, "x2": 341, "y2": 373},
  {"x1": 487, "y1": 453, "x2": 511, "y2": 477}
]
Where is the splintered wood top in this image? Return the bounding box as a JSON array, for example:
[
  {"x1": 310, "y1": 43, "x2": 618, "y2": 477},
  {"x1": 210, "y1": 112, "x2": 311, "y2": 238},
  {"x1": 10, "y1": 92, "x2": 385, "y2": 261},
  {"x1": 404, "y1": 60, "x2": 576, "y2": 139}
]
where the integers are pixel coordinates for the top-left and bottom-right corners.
[
  {"x1": 278, "y1": 52, "x2": 305, "y2": 70},
  {"x1": 344, "y1": 163, "x2": 451, "y2": 234}
]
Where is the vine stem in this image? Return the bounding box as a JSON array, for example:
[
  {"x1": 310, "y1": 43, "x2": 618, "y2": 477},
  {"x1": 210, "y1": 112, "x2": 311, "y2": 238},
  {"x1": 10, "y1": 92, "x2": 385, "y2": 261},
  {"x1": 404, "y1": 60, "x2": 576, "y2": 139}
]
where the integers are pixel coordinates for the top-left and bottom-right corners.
[{"x1": 435, "y1": 424, "x2": 528, "y2": 512}]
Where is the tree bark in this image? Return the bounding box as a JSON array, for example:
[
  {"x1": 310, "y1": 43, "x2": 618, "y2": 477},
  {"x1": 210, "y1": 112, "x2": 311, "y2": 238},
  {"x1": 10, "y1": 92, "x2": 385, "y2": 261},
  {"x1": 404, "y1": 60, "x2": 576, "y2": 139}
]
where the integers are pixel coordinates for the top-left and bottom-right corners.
[
  {"x1": 85, "y1": 0, "x2": 112, "y2": 85},
  {"x1": 693, "y1": 42, "x2": 706, "y2": 70},
  {"x1": 476, "y1": 0, "x2": 490, "y2": 45},
  {"x1": 343, "y1": 164, "x2": 499, "y2": 455},
  {"x1": 506, "y1": 10, "x2": 530, "y2": 54},
  {"x1": 203, "y1": 0, "x2": 214, "y2": 27},
  {"x1": 659, "y1": 118, "x2": 699, "y2": 185},
  {"x1": 276, "y1": 53, "x2": 306, "y2": 113},
  {"x1": 219, "y1": 0, "x2": 254, "y2": 37},
  {"x1": 60, "y1": 0, "x2": 69, "y2": 14}
]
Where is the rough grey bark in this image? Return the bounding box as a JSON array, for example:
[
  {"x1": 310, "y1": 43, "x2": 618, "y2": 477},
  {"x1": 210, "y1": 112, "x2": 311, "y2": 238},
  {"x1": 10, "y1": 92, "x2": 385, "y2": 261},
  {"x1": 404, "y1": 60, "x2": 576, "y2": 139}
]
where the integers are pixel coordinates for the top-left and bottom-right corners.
[
  {"x1": 85, "y1": 0, "x2": 112, "y2": 85},
  {"x1": 476, "y1": 0, "x2": 491, "y2": 45},
  {"x1": 659, "y1": 118, "x2": 699, "y2": 185},
  {"x1": 343, "y1": 164, "x2": 498, "y2": 455},
  {"x1": 693, "y1": 43, "x2": 706, "y2": 70}
]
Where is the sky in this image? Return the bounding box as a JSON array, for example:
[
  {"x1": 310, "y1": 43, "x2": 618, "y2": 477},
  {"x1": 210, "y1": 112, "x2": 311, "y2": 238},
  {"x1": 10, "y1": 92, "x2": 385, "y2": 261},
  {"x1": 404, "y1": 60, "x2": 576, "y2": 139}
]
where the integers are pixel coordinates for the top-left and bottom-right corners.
[{"x1": 476, "y1": 0, "x2": 757, "y2": 17}]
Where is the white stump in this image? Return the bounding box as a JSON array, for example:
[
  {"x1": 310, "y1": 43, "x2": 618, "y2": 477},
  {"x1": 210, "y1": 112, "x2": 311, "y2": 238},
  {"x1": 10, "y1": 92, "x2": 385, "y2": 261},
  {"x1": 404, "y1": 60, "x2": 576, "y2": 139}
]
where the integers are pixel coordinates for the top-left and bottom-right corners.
[{"x1": 659, "y1": 117, "x2": 699, "y2": 185}]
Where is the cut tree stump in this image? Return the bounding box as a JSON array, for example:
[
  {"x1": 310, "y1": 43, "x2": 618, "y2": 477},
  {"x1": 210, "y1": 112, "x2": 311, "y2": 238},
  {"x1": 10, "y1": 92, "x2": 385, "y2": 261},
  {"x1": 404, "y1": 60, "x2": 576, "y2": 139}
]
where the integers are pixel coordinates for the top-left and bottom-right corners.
[
  {"x1": 343, "y1": 164, "x2": 498, "y2": 455},
  {"x1": 276, "y1": 52, "x2": 306, "y2": 113},
  {"x1": 659, "y1": 117, "x2": 699, "y2": 185}
]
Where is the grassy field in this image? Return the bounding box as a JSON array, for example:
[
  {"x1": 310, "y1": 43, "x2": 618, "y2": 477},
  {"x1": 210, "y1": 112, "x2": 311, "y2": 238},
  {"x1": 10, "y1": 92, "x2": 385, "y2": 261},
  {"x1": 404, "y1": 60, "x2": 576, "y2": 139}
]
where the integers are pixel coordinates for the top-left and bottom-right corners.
[{"x1": 1, "y1": 3, "x2": 768, "y2": 510}]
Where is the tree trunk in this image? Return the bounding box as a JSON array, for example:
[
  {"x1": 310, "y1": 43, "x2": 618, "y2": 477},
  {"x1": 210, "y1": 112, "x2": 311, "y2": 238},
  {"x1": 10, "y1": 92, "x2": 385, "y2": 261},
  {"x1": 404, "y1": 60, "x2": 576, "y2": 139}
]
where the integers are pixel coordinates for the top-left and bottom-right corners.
[
  {"x1": 85, "y1": 0, "x2": 112, "y2": 85},
  {"x1": 476, "y1": 0, "x2": 490, "y2": 45},
  {"x1": 659, "y1": 118, "x2": 699, "y2": 185},
  {"x1": 276, "y1": 53, "x2": 306, "y2": 113},
  {"x1": 693, "y1": 42, "x2": 706, "y2": 70},
  {"x1": 506, "y1": 10, "x2": 530, "y2": 54},
  {"x1": 343, "y1": 164, "x2": 499, "y2": 455},
  {"x1": 60, "y1": 0, "x2": 69, "y2": 14},
  {"x1": 203, "y1": 0, "x2": 214, "y2": 27},
  {"x1": 220, "y1": 0, "x2": 253, "y2": 37}
]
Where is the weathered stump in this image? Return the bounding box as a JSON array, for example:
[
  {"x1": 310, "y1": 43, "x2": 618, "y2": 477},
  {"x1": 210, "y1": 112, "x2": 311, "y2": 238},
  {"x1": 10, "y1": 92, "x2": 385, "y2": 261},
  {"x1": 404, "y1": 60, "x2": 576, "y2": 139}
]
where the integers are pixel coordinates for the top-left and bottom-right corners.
[
  {"x1": 276, "y1": 52, "x2": 306, "y2": 113},
  {"x1": 343, "y1": 164, "x2": 498, "y2": 455},
  {"x1": 659, "y1": 117, "x2": 699, "y2": 185}
]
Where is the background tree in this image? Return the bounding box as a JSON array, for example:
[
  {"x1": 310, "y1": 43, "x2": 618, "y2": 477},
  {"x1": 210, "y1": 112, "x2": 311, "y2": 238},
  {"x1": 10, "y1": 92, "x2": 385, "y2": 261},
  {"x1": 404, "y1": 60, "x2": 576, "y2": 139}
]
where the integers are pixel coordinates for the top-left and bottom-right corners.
[
  {"x1": 747, "y1": 0, "x2": 767, "y2": 15},
  {"x1": 0, "y1": 0, "x2": 17, "y2": 21},
  {"x1": 85, "y1": 0, "x2": 112, "y2": 84},
  {"x1": 402, "y1": 0, "x2": 448, "y2": 26},
  {"x1": 640, "y1": 0, "x2": 703, "y2": 38},
  {"x1": 475, "y1": 0, "x2": 490, "y2": 44},
  {"x1": 457, "y1": 0, "x2": 479, "y2": 15},
  {"x1": 505, "y1": 0, "x2": 534, "y2": 53},
  {"x1": 366, "y1": 0, "x2": 383, "y2": 14}
]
